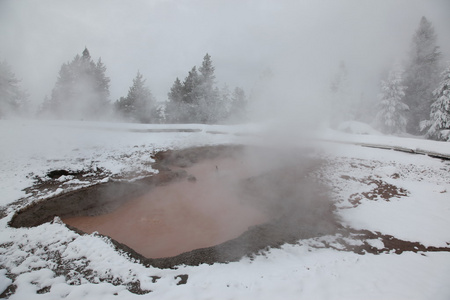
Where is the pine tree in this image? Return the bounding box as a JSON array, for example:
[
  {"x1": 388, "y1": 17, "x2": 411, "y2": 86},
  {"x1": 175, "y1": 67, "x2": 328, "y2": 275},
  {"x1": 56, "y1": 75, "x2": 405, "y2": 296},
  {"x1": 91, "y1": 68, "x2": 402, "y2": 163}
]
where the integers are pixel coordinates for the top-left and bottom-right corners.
[
  {"x1": 198, "y1": 53, "x2": 218, "y2": 123},
  {"x1": 94, "y1": 58, "x2": 111, "y2": 110},
  {"x1": 46, "y1": 48, "x2": 110, "y2": 120},
  {"x1": 182, "y1": 66, "x2": 200, "y2": 105},
  {"x1": 403, "y1": 17, "x2": 441, "y2": 134},
  {"x1": 0, "y1": 60, "x2": 28, "y2": 118},
  {"x1": 199, "y1": 53, "x2": 226, "y2": 123},
  {"x1": 165, "y1": 59, "x2": 208, "y2": 123},
  {"x1": 198, "y1": 53, "x2": 215, "y2": 92},
  {"x1": 168, "y1": 78, "x2": 183, "y2": 102},
  {"x1": 420, "y1": 62, "x2": 450, "y2": 141},
  {"x1": 166, "y1": 77, "x2": 185, "y2": 123},
  {"x1": 375, "y1": 65, "x2": 409, "y2": 134},
  {"x1": 115, "y1": 71, "x2": 159, "y2": 123},
  {"x1": 182, "y1": 66, "x2": 201, "y2": 123},
  {"x1": 165, "y1": 53, "x2": 228, "y2": 124}
]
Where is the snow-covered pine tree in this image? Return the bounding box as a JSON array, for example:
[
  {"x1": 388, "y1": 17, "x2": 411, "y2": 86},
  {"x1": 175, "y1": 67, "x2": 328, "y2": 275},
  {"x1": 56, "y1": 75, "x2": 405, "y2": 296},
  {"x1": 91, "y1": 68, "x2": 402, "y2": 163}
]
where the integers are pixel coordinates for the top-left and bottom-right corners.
[
  {"x1": 165, "y1": 54, "x2": 229, "y2": 124},
  {"x1": 403, "y1": 16, "x2": 441, "y2": 134},
  {"x1": 420, "y1": 62, "x2": 450, "y2": 141},
  {"x1": 0, "y1": 60, "x2": 28, "y2": 118},
  {"x1": 375, "y1": 64, "x2": 409, "y2": 134},
  {"x1": 165, "y1": 77, "x2": 185, "y2": 123},
  {"x1": 115, "y1": 71, "x2": 159, "y2": 123}
]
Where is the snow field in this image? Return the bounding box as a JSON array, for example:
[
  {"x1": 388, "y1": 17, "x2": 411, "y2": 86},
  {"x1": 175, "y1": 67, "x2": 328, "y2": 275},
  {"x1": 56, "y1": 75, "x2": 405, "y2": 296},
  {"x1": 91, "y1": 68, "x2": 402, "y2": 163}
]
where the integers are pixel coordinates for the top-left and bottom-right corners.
[{"x1": 0, "y1": 119, "x2": 449, "y2": 299}]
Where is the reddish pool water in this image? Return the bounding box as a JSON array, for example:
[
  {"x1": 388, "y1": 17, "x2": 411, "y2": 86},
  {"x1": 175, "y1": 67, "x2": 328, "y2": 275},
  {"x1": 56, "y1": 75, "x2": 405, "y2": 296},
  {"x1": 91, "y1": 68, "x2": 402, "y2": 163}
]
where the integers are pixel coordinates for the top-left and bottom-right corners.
[{"x1": 64, "y1": 156, "x2": 270, "y2": 258}]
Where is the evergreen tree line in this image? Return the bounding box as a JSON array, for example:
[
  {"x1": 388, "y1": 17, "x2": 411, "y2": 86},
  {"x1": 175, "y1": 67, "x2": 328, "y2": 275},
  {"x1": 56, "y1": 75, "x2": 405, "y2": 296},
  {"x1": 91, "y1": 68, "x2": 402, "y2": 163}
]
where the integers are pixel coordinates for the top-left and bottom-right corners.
[
  {"x1": 37, "y1": 50, "x2": 246, "y2": 124},
  {"x1": 165, "y1": 54, "x2": 246, "y2": 124},
  {"x1": 0, "y1": 49, "x2": 247, "y2": 124},
  {"x1": 329, "y1": 16, "x2": 450, "y2": 141}
]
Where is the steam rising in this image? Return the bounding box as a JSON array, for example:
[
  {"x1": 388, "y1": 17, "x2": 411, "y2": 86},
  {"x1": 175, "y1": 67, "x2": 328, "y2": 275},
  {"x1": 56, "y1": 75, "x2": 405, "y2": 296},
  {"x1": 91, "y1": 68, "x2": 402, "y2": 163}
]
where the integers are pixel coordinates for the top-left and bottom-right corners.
[{"x1": 63, "y1": 145, "x2": 336, "y2": 260}]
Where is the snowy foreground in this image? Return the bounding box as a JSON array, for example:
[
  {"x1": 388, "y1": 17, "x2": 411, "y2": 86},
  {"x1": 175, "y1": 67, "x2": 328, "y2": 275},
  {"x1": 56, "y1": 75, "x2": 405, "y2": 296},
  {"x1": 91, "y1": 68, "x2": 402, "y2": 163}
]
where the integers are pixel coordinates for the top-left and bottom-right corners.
[{"x1": 1, "y1": 119, "x2": 450, "y2": 299}]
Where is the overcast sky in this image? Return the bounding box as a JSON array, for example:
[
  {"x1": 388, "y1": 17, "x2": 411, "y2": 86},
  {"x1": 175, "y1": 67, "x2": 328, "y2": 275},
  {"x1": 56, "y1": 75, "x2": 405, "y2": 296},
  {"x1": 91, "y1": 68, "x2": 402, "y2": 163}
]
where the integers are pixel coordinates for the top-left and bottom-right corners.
[{"x1": 1, "y1": 0, "x2": 449, "y2": 108}]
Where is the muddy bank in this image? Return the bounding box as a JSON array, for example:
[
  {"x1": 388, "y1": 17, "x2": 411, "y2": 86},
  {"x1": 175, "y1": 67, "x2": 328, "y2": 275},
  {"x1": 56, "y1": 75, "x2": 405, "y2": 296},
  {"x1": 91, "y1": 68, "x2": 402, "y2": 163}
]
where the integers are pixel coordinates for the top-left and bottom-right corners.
[
  {"x1": 9, "y1": 145, "x2": 338, "y2": 268},
  {"x1": 8, "y1": 168, "x2": 188, "y2": 228}
]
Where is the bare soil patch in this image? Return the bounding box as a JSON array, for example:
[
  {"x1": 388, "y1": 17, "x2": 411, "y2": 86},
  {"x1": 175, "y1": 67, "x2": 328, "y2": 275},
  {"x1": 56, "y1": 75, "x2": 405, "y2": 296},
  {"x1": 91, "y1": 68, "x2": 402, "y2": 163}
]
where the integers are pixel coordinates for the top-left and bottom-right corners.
[
  {"x1": 340, "y1": 175, "x2": 408, "y2": 207},
  {"x1": 315, "y1": 228, "x2": 450, "y2": 255}
]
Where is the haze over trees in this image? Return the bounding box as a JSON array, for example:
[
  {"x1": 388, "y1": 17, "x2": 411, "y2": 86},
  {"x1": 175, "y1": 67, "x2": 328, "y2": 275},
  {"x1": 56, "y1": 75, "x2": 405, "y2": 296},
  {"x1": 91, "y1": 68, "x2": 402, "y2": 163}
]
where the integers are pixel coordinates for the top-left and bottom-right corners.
[
  {"x1": 228, "y1": 87, "x2": 247, "y2": 123},
  {"x1": 35, "y1": 50, "x2": 247, "y2": 124},
  {"x1": 0, "y1": 60, "x2": 28, "y2": 118},
  {"x1": 165, "y1": 53, "x2": 247, "y2": 124},
  {"x1": 114, "y1": 71, "x2": 161, "y2": 123},
  {"x1": 40, "y1": 48, "x2": 110, "y2": 120}
]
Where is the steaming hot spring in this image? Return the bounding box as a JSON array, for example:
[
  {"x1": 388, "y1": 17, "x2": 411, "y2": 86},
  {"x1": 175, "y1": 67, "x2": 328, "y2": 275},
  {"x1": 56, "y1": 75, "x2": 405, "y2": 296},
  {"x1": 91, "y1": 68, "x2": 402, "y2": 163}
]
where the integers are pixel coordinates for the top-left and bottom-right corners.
[{"x1": 9, "y1": 145, "x2": 337, "y2": 268}]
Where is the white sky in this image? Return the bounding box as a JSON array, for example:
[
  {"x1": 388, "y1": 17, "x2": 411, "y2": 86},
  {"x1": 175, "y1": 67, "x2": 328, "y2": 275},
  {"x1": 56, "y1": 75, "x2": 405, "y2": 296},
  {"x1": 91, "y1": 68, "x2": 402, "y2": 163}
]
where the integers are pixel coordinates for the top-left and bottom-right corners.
[{"x1": 1, "y1": 0, "x2": 449, "y2": 107}]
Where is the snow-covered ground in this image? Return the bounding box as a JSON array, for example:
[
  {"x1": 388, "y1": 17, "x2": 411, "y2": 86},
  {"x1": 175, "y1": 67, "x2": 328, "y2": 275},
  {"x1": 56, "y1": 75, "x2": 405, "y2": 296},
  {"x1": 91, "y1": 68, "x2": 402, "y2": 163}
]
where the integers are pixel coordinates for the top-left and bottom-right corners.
[{"x1": 0, "y1": 119, "x2": 449, "y2": 299}]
